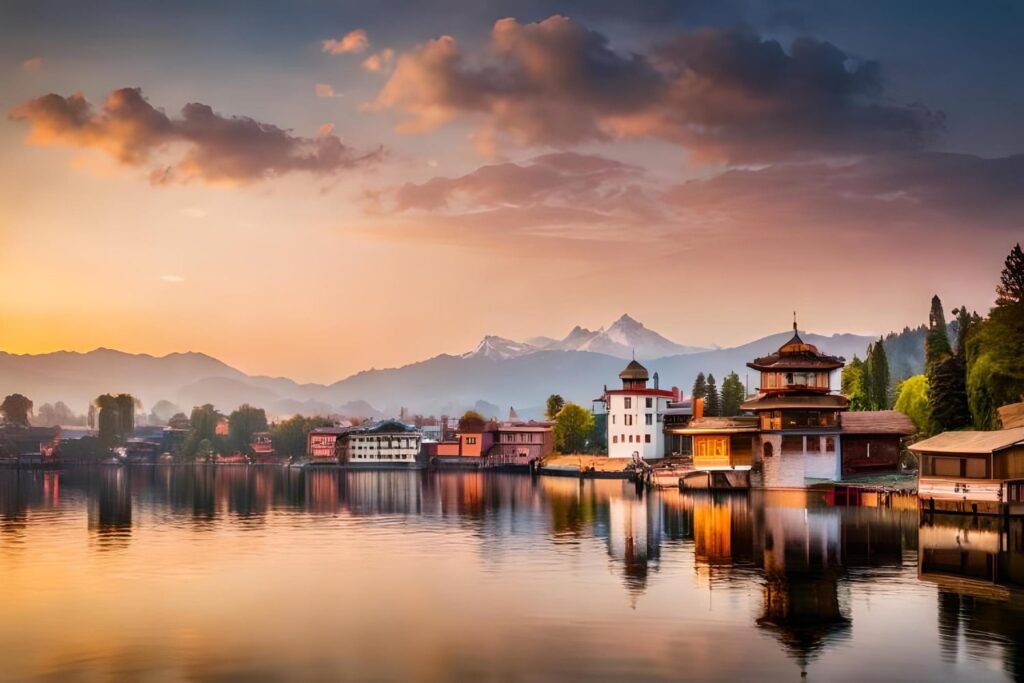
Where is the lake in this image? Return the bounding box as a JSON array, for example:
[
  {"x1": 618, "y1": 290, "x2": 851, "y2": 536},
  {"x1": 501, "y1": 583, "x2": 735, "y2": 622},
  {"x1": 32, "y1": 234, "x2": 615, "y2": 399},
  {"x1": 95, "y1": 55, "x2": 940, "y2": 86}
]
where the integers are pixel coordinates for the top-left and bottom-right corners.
[{"x1": 1, "y1": 467, "x2": 1022, "y2": 682}]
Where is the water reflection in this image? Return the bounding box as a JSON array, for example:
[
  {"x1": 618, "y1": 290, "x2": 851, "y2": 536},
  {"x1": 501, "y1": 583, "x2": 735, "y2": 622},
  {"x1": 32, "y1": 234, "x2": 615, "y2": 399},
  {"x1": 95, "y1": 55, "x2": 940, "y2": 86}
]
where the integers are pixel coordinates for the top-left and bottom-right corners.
[{"x1": 1, "y1": 467, "x2": 1023, "y2": 681}]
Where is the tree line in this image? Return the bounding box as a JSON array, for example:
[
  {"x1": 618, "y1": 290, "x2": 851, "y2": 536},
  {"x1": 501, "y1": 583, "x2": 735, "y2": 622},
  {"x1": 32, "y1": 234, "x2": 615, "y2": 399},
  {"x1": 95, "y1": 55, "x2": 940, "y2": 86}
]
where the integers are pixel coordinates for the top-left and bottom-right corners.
[{"x1": 690, "y1": 371, "x2": 745, "y2": 417}]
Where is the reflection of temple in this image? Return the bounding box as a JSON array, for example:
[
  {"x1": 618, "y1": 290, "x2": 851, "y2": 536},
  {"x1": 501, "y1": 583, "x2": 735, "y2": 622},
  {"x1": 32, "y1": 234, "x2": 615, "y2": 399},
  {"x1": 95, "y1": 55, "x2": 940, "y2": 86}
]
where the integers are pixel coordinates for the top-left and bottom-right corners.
[
  {"x1": 756, "y1": 505, "x2": 849, "y2": 673},
  {"x1": 920, "y1": 515, "x2": 1024, "y2": 679}
]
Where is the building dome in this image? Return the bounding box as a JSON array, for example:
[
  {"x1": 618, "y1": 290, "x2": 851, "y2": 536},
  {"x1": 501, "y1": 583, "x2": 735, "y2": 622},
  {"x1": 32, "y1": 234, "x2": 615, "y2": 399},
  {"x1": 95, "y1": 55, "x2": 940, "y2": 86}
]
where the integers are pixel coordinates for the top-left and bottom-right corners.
[{"x1": 619, "y1": 360, "x2": 650, "y2": 381}]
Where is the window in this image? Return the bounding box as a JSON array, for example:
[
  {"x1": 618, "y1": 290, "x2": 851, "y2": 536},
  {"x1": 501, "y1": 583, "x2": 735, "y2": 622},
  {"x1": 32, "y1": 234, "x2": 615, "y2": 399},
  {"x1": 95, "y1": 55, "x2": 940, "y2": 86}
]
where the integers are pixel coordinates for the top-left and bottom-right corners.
[
  {"x1": 645, "y1": 413, "x2": 653, "y2": 426},
  {"x1": 625, "y1": 414, "x2": 633, "y2": 426},
  {"x1": 646, "y1": 397, "x2": 653, "y2": 408},
  {"x1": 629, "y1": 435, "x2": 634, "y2": 443},
  {"x1": 644, "y1": 434, "x2": 651, "y2": 443},
  {"x1": 806, "y1": 437, "x2": 821, "y2": 453},
  {"x1": 825, "y1": 437, "x2": 836, "y2": 453},
  {"x1": 763, "y1": 442, "x2": 774, "y2": 458},
  {"x1": 466, "y1": 437, "x2": 477, "y2": 445},
  {"x1": 624, "y1": 397, "x2": 632, "y2": 409},
  {"x1": 612, "y1": 415, "x2": 616, "y2": 425},
  {"x1": 613, "y1": 436, "x2": 618, "y2": 444}
]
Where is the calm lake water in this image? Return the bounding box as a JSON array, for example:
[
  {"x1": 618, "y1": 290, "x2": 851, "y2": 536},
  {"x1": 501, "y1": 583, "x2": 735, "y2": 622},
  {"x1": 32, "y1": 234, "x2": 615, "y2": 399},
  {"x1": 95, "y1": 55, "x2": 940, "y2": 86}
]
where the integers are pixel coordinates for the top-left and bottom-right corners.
[{"x1": 1, "y1": 467, "x2": 1023, "y2": 682}]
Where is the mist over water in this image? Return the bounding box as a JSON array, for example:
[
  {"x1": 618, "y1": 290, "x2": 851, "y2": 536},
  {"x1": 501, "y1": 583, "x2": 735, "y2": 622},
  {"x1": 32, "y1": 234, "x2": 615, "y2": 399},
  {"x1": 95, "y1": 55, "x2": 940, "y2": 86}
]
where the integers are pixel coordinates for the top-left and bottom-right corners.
[{"x1": 1, "y1": 467, "x2": 1022, "y2": 682}]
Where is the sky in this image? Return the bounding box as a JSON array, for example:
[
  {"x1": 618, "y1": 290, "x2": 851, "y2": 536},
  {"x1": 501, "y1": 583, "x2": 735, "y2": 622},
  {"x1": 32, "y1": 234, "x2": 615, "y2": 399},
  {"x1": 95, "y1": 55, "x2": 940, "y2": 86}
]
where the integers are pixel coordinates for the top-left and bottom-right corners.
[{"x1": 1, "y1": 0, "x2": 1021, "y2": 382}]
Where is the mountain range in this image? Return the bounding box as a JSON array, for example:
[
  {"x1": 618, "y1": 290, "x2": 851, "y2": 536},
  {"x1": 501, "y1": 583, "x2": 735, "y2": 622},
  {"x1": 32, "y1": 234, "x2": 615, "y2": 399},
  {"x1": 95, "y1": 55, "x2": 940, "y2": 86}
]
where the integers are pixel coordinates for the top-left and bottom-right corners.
[{"x1": 0, "y1": 315, "x2": 909, "y2": 421}]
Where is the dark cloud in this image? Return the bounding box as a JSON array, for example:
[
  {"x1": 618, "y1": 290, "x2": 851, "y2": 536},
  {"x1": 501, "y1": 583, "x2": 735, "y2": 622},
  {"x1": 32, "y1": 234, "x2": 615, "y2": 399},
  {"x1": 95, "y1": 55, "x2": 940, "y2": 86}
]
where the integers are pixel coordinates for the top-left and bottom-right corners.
[
  {"x1": 371, "y1": 16, "x2": 942, "y2": 161},
  {"x1": 9, "y1": 87, "x2": 381, "y2": 185}
]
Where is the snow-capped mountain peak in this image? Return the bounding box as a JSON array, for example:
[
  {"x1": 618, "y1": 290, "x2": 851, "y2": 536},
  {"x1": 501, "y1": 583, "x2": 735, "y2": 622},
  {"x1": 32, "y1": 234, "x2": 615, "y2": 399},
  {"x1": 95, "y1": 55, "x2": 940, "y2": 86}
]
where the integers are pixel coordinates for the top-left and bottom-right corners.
[{"x1": 463, "y1": 336, "x2": 540, "y2": 361}]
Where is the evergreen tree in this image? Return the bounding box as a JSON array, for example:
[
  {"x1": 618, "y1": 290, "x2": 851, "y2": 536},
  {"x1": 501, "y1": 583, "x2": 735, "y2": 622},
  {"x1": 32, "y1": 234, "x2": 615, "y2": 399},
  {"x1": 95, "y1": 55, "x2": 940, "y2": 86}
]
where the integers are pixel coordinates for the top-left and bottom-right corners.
[
  {"x1": 691, "y1": 373, "x2": 706, "y2": 405},
  {"x1": 704, "y1": 374, "x2": 721, "y2": 416},
  {"x1": 929, "y1": 354, "x2": 972, "y2": 431},
  {"x1": 966, "y1": 243, "x2": 1024, "y2": 428},
  {"x1": 925, "y1": 295, "x2": 953, "y2": 374},
  {"x1": 720, "y1": 372, "x2": 744, "y2": 416},
  {"x1": 866, "y1": 338, "x2": 891, "y2": 410},
  {"x1": 995, "y1": 242, "x2": 1024, "y2": 306}
]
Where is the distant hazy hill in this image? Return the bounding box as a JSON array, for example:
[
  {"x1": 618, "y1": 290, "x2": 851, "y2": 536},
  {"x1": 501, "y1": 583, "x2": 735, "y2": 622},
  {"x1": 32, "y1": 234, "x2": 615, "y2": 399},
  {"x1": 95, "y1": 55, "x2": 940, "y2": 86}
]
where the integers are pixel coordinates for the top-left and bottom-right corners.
[{"x1": 1, "y1": 320, "x2": 911, "y2": 419}]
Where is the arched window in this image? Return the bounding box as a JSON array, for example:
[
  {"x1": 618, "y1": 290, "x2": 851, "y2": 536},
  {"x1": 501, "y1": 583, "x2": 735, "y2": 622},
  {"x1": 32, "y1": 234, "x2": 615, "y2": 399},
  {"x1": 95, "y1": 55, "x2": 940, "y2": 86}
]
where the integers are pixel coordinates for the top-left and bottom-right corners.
[{"x1": 763, "y1": 442, "x2": 774, "y2": 458}]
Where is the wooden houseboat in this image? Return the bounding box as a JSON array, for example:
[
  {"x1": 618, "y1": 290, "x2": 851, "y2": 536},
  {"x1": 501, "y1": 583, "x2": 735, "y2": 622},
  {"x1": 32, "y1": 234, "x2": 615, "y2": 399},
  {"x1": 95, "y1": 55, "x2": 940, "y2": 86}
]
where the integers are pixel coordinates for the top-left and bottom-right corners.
[{"x1": 910, "y1": 427, "x2": 1024, "y2": 515}]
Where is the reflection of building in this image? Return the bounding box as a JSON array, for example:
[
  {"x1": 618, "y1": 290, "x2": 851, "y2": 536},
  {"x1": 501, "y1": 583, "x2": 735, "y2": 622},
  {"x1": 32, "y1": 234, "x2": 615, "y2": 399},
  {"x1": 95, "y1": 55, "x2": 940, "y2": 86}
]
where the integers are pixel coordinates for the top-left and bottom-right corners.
[
  {"x1": 911, "y1": 427, "x2": 1024, "y2": 515},
  {"x1": 607, "y1": 494, "x2": 662, "y2": 598},
  {"x1": 602, "y1": 360, "x2": 678, "y2": 459},
  {"x1": 920, "y1": 514, "x2": 1024, "y2": 679}
]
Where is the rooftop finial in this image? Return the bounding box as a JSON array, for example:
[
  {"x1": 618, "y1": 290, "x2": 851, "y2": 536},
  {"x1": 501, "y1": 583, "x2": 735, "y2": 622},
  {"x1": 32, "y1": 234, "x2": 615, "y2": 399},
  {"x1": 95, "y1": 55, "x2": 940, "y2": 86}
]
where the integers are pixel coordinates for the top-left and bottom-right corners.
[
  {"x1": 793, "y1": 310, "x2": 797, "y2": 332},
  {"x1": 632, "y1": 347, "x2": 635, "y2": 360}
]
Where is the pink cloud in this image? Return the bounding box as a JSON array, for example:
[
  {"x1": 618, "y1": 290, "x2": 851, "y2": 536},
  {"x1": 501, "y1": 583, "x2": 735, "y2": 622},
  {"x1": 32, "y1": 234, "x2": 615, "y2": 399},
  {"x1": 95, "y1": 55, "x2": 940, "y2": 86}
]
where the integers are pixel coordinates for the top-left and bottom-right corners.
[
  {"x1": 21, "y1": 57, "x2": 44, "y2": 73},
  {"x1": 9, "y1": 87, "x2": 382, "y2": 185},
  {"x1": 370, "y1": 17, "x2": 942, "y2": 162},
  {"x1": 322, "y1": 29, "x2": 369, "y2": 55}
]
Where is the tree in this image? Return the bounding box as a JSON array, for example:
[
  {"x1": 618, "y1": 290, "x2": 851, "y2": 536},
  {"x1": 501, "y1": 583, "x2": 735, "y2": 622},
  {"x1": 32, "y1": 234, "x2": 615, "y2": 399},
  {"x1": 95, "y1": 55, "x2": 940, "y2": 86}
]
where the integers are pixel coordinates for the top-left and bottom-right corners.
[
  {"x1": 458, "y1": 410, "x2": 487, "y2": 432},
  {"x1": 270, "y1": 414, "x2": 333, "y2": 457},
  {"x1": 865, "y1": 338, "x2": 892, "y2": 410},
  {"x1": 691, "y1": 373, "x2": 707, "y2": 405},
  {"x1": 704, "y1": 374, "x2": 721, "y2": 417},
  {"x1": 894, "y1": 375, "x2": 932, "y2": 436},
  {"x1": 553, "y1": 403, "x2": 594, "y2": 454},
  {"x1": 181, "y1": 404, "x2": 222, "y2": 459},
  {"x1": 930, "y1": 354, "x2": 971, "y2": 431},
  {"x1": 149, "y1": 400, "x2": 180, "y2": 426},
  {"x1": 35, "y1": 401, "x2": 79, "y2": 427},
  {"x1": 114, "y1": 394, "x2": 136, "y2": 436},
  {"x1": 925, "y1": 295, "x2": 953, "y2": 374},
  {"x1": 842, "y1": 355, "x2": 869, "y2": 411},
  {"x1": 228, "y1": 404, "x2": 268, "y2": 454},
  {"x1": 545, "y1": 394, "x2": 565, "y2": 421},
  {"x1": 995, "y1": 242, "x2": 1024, "y2": 306},
  {"x1": 168, "y1": 412, "x2": 191, "y2": 430},
  {"x1": 720, "y1": 372, "x2": 745, "y2": 417},
  {"x1": 95, "y1": 394, "x2": 121, "y2": 446},
  {"x1": 1, "y1": 394, "x2": 33, "y2": 427}
]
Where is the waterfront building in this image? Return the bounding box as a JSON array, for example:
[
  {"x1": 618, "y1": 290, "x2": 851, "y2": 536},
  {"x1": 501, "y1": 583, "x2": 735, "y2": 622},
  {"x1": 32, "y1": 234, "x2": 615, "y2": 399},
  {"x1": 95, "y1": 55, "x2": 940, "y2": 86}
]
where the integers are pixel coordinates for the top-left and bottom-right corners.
[
  {"x1": 910, "y1": 427, "x2": 1024, "y2": 515},
  {"x1": 839, "y1": 411, "x2": 916, "y2": 476},
  {"x1": 250, "y1": 431, "x2": 275, "y2": 462},
  {"x1": 662, "y1": 397, "x2": 694, "y2": 456},
  {"x1": 307, "y1": 426, "x2": 348, "y2": 460},
  {"x1": 741, "y1": 322, "x2": 848, "y2": 485},
  {"x1": 489, "y1": 409, "x2": 553, "y2": 466},
  {"x1": 337, "y1": 420, "x2": 423, "y2": 467},
  {"x1": 673, "y1": 411, "x2": 759, "y2": 489},
  {"x1": 603, "y1": 360, "x2": 678, "y2": 459}
]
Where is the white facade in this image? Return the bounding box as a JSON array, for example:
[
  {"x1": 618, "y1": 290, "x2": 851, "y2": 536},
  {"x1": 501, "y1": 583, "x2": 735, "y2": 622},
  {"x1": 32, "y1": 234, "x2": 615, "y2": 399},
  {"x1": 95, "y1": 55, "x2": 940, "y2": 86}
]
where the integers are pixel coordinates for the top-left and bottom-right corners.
[
  {"x1": 339, "y1": 432, "x2": 422, "y2": 464},
  {"x1": 606, "y1": 392, "x2": 671, "y2": 459}
]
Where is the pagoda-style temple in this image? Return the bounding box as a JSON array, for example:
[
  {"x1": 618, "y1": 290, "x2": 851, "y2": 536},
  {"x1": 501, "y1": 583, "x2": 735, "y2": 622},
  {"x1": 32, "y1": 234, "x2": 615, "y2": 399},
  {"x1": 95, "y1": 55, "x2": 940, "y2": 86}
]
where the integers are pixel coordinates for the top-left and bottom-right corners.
[{"x1": 741, "y1": 319, "x2": 849, "y2": 487}]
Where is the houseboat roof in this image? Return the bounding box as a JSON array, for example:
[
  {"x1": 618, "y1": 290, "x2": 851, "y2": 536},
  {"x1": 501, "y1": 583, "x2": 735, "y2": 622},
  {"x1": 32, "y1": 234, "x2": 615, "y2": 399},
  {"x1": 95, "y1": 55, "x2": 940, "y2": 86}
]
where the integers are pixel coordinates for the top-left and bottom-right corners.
[
  {"x1": 740, "y1": 394, "x2": 849, "y2": 411},
  {"x1": 908, "y1": 427, "x2": 1024, "y2": 455},
  {"x1": 342, "y1": 419, "x2": 419, "y2": 435},
  {"x1": 670, "y1": 416, "x2": 759, "y2": 435},
  {"x1": 840, "y1": 411, "x2": 916, "y2": 436}
]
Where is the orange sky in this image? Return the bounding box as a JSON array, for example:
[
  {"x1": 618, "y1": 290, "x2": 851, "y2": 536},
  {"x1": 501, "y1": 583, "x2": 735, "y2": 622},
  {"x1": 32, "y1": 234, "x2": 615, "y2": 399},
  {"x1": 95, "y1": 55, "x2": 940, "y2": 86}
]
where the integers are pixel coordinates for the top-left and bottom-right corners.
[{"x1": 1, "y1": 12, "x2": 1019, "y2": 382}]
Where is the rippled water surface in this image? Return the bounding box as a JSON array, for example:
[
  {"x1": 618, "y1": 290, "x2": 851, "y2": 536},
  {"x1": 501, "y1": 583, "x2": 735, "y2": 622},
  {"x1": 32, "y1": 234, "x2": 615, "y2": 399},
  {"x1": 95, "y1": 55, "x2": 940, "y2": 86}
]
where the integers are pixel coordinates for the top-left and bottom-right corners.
[{"x1": 2, "y1": 466, "x2": 1023, "y2": 682}]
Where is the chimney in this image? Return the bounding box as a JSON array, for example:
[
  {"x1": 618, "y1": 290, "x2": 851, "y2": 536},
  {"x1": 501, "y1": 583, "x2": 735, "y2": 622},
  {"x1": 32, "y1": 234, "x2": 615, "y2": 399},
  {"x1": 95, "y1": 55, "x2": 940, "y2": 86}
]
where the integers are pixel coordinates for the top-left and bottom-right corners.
[
  {"x1": 672, "y1": 386, "x2": 681, "y2": 402},
  {"x1": 694, "y1": 397, "x2": 704, "y2": 420}
]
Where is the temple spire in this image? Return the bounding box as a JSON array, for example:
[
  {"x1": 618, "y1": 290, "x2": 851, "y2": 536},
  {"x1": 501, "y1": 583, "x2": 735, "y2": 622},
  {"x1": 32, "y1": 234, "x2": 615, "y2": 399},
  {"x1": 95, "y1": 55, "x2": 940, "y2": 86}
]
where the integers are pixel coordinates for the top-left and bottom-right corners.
[{"x1": 793, "y1": 310, "x2": 797, "y2": 332}]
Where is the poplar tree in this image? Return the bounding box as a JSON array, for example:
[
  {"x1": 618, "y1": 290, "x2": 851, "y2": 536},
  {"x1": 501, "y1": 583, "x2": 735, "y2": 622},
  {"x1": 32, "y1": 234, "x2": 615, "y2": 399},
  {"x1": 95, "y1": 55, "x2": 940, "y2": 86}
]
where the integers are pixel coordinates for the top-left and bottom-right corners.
[
  {"x1": 866, "y1": 338, "x2": 891, "y2": 410},
  {"x1": 925, "y1": 295, "x2": 952, "y2": 374},
  {"x1": 704, "y1": 374, "x2": 721, "y2": 417}
]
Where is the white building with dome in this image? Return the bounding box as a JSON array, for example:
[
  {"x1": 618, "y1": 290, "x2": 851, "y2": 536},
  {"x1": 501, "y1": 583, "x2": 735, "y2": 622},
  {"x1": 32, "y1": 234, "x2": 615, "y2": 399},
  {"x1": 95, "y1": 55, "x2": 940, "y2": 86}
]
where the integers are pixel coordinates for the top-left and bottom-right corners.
[{"x1": 601, "y1": 359, "x2": 678, "y2": 460}]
